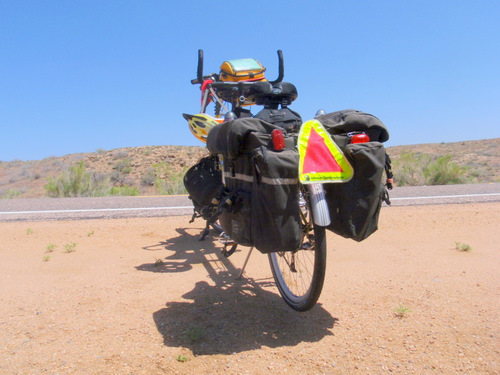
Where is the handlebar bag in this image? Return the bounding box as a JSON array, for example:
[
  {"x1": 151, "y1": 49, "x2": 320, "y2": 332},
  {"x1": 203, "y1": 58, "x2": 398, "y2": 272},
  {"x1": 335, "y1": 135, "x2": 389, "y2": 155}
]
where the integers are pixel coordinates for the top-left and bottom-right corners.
[
  {"x1": 208, "y1": 118, "x2": 301, "y2": 253},
  {"x1": 316, "y1": 110, "x2": 390, "y2": 242},
  {"x1": 220, "y1": 58, "x2": 266, "y2": 82}
]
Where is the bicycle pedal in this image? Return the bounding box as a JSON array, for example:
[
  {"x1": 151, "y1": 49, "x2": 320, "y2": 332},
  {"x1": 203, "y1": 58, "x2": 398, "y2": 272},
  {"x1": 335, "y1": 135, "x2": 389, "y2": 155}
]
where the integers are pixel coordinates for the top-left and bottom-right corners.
[
  {"x1": 218, "y1": 231, "x2": 235, "y2": 245},
  {"x1": 301, "y1": 241, "x2": 312, "y2": 250}
]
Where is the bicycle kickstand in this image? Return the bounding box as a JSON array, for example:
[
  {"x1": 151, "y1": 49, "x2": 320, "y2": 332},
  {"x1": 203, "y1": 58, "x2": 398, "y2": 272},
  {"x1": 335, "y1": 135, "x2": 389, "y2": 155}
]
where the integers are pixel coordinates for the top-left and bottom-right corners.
[{"x1": 236, "y1": 247, "x2": 254, "y2": 280}]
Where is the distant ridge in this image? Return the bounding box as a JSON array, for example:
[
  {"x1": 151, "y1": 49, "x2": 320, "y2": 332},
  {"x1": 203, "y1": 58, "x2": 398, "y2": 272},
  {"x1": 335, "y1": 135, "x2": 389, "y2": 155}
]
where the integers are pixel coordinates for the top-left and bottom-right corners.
[{"x1": 1, "y1": 139, "x2": 498, "y2": 198}]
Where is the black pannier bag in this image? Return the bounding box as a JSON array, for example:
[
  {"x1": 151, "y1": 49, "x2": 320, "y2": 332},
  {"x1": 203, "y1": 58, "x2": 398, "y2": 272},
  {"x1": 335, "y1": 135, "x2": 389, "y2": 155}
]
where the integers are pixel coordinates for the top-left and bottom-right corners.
[
  {"x1": 183, "y1": 154, "x2": 223, "y2": 225},
  {"x1": 206, "y1": 117, "x2": 302, "y2": 253},
  {"x1": 315, "y1": 109, "x2": 391, "y2": 242}
]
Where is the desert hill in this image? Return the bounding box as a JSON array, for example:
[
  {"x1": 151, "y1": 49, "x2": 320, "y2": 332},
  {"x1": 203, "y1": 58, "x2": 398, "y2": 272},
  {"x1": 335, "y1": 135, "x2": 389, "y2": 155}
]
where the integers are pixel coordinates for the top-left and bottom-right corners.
[{"x1": 1, "y1": 138, "x2": 498, "y2": 199}]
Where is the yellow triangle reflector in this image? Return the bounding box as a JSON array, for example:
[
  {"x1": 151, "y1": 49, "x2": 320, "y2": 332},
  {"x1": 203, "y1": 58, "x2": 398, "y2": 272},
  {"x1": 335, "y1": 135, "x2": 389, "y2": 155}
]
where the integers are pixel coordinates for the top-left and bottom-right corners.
[{"x1": 298, "y1": 119, "x2": 354, "y2": 184}]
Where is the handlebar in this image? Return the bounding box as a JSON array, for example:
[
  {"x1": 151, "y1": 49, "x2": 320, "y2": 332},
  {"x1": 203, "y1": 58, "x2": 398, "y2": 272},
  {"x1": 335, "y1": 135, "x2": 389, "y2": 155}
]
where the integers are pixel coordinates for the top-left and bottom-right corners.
[
  {"x1": 270, "y1": 50, "x2": 284, "y2": 84},
  {"x1": 196, "y1": 49, "x2": 203, "y2": 84},
  {"x1": 190, "y1": 74, "x2": 218, "y2": 85},
  {"x1": 190, "y1": 49, "x2": 204, "y2": 85},
  {"x1": 191, "y1": 49, "x2": 284, "y2": 85}
]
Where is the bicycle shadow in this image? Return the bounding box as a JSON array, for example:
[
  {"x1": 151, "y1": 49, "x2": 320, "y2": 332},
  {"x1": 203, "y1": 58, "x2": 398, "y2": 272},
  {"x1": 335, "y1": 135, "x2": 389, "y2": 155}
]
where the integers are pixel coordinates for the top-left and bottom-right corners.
[
  {"x1": 138, "y1": 227, "x2": 337, "y2": 355},
  {"x1": 136, "y1": 227, "x2": 227, "y2": 274}
]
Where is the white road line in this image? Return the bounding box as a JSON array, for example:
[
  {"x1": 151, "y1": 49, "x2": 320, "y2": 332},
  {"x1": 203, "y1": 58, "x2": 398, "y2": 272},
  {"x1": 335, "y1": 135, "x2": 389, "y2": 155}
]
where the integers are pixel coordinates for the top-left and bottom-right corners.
[
  {"x1": 1, "y1": 193, "x2": 499, "y2": 216},
  {"x1": 391, "y1": 193, "x2": 500, "y2": 200},
  {"x1": 0, "y1": 206, "x2": 194, "y2": 215}
]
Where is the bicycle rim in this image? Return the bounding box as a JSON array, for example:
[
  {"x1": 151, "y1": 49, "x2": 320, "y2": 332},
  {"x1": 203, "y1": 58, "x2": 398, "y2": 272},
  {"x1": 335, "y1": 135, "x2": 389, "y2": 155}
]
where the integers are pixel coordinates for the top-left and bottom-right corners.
[{"x1": 268, "y1": 196, "x2": 327, "y2": 311}]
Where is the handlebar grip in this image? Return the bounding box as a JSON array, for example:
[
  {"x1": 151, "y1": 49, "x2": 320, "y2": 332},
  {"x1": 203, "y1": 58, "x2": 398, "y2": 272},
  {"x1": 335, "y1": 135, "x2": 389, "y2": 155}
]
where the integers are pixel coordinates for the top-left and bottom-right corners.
[
  {"x1": 270, "y1": 50, "x2": 284, "y2": 84},
  {"x1": 196, "y1": 49, "x2": 204, "y2": 84},
  {"x1": 191, "y1": 78, "x2": 200, "y2": 85}
]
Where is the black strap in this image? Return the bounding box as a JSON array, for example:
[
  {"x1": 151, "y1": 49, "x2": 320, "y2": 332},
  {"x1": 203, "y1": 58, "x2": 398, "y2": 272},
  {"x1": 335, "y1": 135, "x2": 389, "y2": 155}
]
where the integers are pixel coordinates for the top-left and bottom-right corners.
[
  {"x1": 382, "y1": 186, "x2": 391, "y2": 206},
  {"x1": 220, "y1": 69, "x2": 264, "y2": 78},
  {"x1": 385, "y1": 152, "x2": 393, "y2": 190}
]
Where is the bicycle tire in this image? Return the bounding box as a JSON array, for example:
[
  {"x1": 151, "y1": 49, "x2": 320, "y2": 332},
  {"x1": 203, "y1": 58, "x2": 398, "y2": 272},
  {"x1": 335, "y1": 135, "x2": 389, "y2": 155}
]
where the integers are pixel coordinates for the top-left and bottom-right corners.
[{"x1": 268, "y1": 192, "x2": 327, "y2": 311}]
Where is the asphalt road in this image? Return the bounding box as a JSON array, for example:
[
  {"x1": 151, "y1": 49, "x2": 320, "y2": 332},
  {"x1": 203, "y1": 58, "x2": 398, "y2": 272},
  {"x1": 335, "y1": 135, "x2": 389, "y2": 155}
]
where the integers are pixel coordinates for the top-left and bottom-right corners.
[{"x1": 0, "y1": 183, "x2": 499, "y2": 222}]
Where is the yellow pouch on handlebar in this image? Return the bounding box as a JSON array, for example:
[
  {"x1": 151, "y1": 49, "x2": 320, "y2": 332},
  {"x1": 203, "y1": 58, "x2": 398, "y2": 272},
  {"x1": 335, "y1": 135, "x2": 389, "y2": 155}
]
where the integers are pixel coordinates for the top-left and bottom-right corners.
[{"x1": 220, "y1": 58, "x2": 266, "y2": 82}]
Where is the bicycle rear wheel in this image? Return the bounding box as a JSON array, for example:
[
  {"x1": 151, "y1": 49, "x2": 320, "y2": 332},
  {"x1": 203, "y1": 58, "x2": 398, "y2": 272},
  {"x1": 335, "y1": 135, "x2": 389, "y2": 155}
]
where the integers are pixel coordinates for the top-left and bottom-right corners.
[{"x1": 268, "y1": 192, "x2": 327, "y2": 311}]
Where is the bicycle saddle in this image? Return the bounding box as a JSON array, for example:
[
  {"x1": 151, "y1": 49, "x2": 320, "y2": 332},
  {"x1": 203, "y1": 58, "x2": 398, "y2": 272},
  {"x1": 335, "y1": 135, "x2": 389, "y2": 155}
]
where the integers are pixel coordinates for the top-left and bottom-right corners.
[{"x1": 246, "y1": 81, "x2": 298, "y2": 106}]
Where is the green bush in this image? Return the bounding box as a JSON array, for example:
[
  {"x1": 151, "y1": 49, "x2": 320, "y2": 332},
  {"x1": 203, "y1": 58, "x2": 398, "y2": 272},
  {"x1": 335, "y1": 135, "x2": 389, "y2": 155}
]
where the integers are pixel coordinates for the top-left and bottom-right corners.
[
  {"x1": 392, "y1": 152, "x2": 429, "y2": 186},
  {"x1": 153, "y1": 162, "x2": 187, "y2": 195},
  {"x1": 141, "y1": 168, "x2": 156, "y2": 186},
  {"x1": 110, "y1": 170, "x2": 127, "y2": 185},
  {"x1": 45, "y1": 161, "x2": 109, "y2": 197},
  {"x1": 0, "y1": 188, "x2": 22, "y2": 199},
  {"x1": 424, "y1": 155, "x2": 467, "y2": 185},
  {"x1": 44, "y1": 160, "x2": 189, "y2": 197},
  {"x1": 113, "y1": 158, "x2": 132, "y2": 174},
  {"x1": 109, "y1": 185, "x2": 140, "y2": 196},
  {"x1": 393, "y1": 152, "x2": 467, "y2": 186}
]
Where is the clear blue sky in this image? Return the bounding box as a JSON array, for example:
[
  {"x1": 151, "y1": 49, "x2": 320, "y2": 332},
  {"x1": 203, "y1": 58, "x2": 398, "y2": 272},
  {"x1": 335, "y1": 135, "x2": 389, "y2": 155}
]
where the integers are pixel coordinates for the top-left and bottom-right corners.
[{"x1": 1, "y1": 0, "x2": 499, "y2": 161}]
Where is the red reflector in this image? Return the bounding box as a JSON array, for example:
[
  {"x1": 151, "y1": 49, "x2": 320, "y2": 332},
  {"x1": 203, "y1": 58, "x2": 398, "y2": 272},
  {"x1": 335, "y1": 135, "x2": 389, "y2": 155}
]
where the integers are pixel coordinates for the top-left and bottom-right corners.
[
  {"x1": 272, "y1": 129, "x2": 285, "y2": 151},
  {"x1": 351, "y1": 133, "x2": 370, "y2": 143}
]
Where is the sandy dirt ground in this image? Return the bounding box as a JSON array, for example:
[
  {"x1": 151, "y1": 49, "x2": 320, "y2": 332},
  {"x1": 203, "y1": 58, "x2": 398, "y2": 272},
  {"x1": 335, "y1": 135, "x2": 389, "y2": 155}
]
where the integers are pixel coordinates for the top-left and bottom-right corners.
[{"x1": 0, "y1": 203, "x2": 498, "y2": 374}]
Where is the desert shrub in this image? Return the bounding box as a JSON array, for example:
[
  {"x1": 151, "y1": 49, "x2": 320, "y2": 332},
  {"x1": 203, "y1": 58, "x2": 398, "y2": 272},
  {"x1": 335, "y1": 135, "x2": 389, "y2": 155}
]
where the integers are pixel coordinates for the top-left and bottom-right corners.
[
  {"x1": 394, "y1": 152, "x2": 467, "y2": 186},
  {"x1": 153, "y1": 162, "x2": 187, "y2": 195},
  {"x1": 141, "y1": 167, "x2": 156, "y2": 186},
  {"x1": 45, "y1": 162, "x2": 141, "y2": 197},
  {"x1": 1, "y1": 188, "x2": 22, "y2": 199},
  {"x1": 109, "y1": 185, "x2": 139, "y2": 196},
  {"x1": 424, "y1": 155, "x2": 467, "y2": 185},
  {"x1": 393, "y1": 152, "x2": 429, "y2": 186},
  {"x1": 20, "y1": 168, "x2": 31, "y2": 178},
  {"x1": 112, "y1": 150, "x2": 129, "y2": 160},
  {"x1": 93, "y1": 172, "x2": 108, "y2": 184},
  {"x1": 113, "y1": 158, "x2": 132, "y2": 174},
  {"x1": 455, "y1": 241, "x2": 472, "y2": 252},
  {"x1": 110, "y1": 170, "x2": 127, "y2": 185},
  {"x1": 44, "y1": 161, "x2": 109, "y2": 197}
]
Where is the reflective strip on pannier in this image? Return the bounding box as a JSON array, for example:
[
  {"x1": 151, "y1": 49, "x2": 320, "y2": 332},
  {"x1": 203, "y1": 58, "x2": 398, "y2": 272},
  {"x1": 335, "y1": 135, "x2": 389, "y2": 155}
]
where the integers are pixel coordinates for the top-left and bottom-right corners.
[{"x1": 223, "y1": 172, "x2": 298, "y2": 186}]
